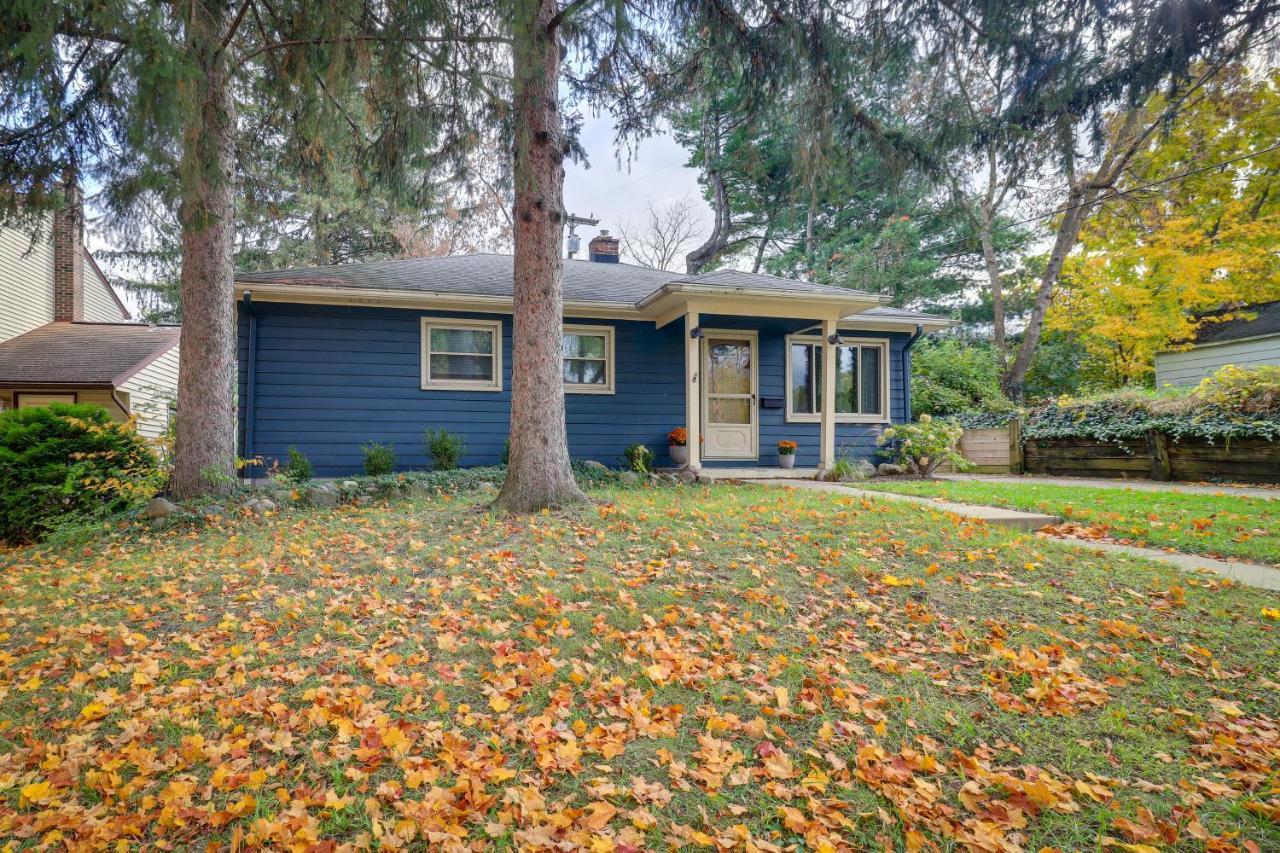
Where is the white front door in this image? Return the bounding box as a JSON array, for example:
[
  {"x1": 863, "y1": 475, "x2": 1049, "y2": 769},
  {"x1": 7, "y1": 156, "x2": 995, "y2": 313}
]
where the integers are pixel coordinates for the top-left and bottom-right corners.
[{"x1": 702, "y1": 332, "x2": 758, "y2": 459}]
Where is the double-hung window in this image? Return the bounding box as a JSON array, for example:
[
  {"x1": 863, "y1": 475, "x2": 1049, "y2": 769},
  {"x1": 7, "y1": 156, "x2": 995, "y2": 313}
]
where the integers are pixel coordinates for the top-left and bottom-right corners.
[
  {"x1": 786, "y1": 336, "x2": 888, "y2": 422},
  {"x1": 562, "y1": 325, "x2": 615, "y2": 394},
  {"x1": 421, "y1": 319, "x2": 502, "y2": 391}
]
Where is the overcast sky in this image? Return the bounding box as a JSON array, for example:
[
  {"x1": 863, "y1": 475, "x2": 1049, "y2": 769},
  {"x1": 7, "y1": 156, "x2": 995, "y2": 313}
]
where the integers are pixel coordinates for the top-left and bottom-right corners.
[{"x1": 563, "y1": 113, "x2": 711, "y2": 263}]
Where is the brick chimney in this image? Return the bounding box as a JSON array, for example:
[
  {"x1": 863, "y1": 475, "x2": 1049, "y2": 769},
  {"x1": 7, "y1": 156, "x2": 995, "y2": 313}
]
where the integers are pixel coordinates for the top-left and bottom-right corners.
[
  {"x1": 588, "y1": 229, "x2": 620, "y2": 263},
  {"x1": 52, "y1": 181, "x2": 85, "y2": 322}
]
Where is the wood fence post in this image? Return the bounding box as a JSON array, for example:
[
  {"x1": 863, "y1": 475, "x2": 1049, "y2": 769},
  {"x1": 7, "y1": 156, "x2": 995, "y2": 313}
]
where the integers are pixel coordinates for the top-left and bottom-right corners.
[
  {"x1": 1009, "y1": 417, "x2": 1024, "y2": 475},
  {"x1": 1147, "y1": 429, "x2": 1172, "y2": 481}
]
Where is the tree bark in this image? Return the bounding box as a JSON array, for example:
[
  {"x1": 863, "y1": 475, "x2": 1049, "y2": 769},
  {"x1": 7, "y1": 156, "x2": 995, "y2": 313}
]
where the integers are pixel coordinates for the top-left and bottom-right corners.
[
  {"x1": 685, "y1": 110, "x2": 730, "y2": 274},
  {"x1": 494, "y1": 0, "x2": 587, "y2": 513},
  {"x1": 1002, "y1": 185, "x2": 1095, "y2": 399},
  {"x1": 171, "y1": 0, "x2": 237, "y2": 499}
]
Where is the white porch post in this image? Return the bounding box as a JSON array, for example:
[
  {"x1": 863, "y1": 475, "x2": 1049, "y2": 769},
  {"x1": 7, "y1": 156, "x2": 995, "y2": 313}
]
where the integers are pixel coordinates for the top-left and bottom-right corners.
[
  {"x1": 819, "y1": 315, "x2": 838, "y2": 472},
  {"x1": 685, "y1": 310, "x2": 701, "y2": 470}
]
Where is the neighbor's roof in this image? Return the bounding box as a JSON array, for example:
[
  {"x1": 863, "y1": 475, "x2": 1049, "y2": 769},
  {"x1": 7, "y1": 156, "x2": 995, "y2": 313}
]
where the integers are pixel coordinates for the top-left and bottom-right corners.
[
  {"x1": 0, "y1": 322, "x2": 180, "y2": 389},
  {"x1": 1192, "y1": 300, "x2": 1280, "y2": 346},
  {"x1": 236, "y1": 253, "x2": 883, "y2": 306}
]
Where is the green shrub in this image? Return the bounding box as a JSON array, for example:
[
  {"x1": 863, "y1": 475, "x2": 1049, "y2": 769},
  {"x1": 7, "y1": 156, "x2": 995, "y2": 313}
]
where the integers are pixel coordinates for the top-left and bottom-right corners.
[
  {"x1": 0, "y1": 403, "x2": 160, "y2": 543},
  {"x1": 424, "y1": 429, "x2": 465, "y2": 470},
  {"x1": 361, "y1": 442, "x2": 397, "y2": 476},
  {"x1": 877, "y1": 414, "x2": 970, "y2": 477},
  {"x1": 281, "y1": 446, "x2": 314, "y2": 485},
  {"x1": 911, "y1": 338, "x2": 1016, "y2": 418},
  {"x1": 1024, "y1": 366, "x2": 1280, "y2": 443},
  {"x1": 623, "y1": 443, "x2": 654, "y2": 473}
]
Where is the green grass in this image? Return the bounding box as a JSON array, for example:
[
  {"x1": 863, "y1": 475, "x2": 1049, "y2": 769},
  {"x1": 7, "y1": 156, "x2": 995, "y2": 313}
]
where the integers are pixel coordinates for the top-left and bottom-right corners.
[
  {"x1": 861, "y1": 478, "x2": 1280, "y2": 565},
  {"x1": 0, "y1": 483, "x2": 1277, "y2": 850}
]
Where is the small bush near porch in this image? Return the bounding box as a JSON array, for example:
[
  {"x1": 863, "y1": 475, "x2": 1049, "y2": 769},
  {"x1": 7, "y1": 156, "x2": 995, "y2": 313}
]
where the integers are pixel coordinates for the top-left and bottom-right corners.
[{"x1": 0, "y1": 485, "x2": 1276, "y2": 850}]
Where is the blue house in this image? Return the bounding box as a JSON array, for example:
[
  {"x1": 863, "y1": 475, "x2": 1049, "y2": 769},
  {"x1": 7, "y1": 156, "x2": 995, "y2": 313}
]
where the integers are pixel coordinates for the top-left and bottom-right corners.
[{"x1": 235, "y1": 233, "x2": 951, "y2": 477}]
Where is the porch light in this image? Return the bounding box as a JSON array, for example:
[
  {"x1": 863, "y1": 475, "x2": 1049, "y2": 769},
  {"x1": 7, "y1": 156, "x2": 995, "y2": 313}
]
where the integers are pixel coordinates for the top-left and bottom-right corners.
[
  {"x1": 827, "y1": 332, "x2": 844, "y2": 346},
  {"x1": 689, "y1": 326, "x2": 705, "y2": 339}
]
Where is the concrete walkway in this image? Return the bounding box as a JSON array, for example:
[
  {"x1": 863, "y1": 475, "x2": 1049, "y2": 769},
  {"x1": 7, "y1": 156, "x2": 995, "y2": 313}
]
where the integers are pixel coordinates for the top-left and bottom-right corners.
[
  {"x1": 1042, "y1": 537, "x2": 1280, "y2": 592},
  {"x1": 744, "y1": 478, "x2": 1061, "y2": 532},
  {"x1": 748, "y1": 479, "x2": 1280, "y2": 591},
  {"x1": 937, "y1": 473, "x2": 1278, "y2": 500}
]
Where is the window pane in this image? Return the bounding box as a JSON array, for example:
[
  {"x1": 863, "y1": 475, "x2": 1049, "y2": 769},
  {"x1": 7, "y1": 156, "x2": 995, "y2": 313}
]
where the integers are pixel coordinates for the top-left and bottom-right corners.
[
  {"x1": 430, "y1": 353, "x2": 494, "y2": 381},
  {"x1": 707, "y1": 340, "x2": 751, "y2": 394},
  {"x1": 430, "y1": 327, "x2": 493, "y2": 354},
  {"x1": 708, "y1": 397, "x2": 751, "y2": 424},
  {"x1": 860, "y1": 346, "x2": 882, "y2": 414},
  {"x1": 790, "y1": 343, "x2": 815, "y2": 414},
  {"x1": 835, "y1": 346, "x2": 857, "y2": 414},
  {"x1": 563, "y1": 358, "x2": 606, "y2": 385},
  {"x1": 563, "y1": 333, "x2": 606, "y2": 359}
]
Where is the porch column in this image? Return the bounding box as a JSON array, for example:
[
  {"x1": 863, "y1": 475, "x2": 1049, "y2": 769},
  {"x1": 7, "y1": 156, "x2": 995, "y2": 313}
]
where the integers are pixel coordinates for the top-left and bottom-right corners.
[
  {"x1": 819, "y1": 315, "x2": 838, "y2": 472},
  {"x1": 684, "y1": 310, "x2": 701, "y2": 470}
]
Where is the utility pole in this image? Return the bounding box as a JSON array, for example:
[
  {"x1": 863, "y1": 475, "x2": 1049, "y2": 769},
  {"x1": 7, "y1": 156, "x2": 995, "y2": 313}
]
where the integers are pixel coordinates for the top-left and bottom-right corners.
[{"x1": 565, "y1": 213, "x2": 599, "y2": 259}]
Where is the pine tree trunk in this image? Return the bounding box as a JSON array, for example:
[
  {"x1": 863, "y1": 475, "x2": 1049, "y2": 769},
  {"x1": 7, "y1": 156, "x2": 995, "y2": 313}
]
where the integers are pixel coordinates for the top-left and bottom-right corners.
[
  {"x1": 494, "y1": 0, "x2": 587, "y2": 513},
  {"x1": 171, "y1": 0, "x2": 237, "y2": 499}
]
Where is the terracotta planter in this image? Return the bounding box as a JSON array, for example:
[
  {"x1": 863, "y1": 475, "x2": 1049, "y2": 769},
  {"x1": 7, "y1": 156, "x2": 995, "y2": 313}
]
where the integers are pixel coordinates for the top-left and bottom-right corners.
[
  {"x1": 669, "y1": 444, "x2": 689, "y2": 466},
  {"x1": 777, "y1": 452, "x2": 796, "y2": 469}
]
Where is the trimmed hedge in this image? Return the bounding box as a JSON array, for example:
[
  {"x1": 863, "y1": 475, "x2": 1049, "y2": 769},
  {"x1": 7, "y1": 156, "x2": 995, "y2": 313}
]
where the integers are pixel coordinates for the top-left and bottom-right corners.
[{"x1": 0, "y1": 403, "x2": 161, "y2": 543}]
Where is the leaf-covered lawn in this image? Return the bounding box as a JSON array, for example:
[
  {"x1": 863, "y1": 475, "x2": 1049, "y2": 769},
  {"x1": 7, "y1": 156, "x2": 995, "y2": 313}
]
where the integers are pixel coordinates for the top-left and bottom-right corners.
[
  {"x1": 1, "y1": 484, "x2": 1277, "y2": 851},
  {"x1": 861, "y1": 479, "x2": 1280, "y2": 566}
]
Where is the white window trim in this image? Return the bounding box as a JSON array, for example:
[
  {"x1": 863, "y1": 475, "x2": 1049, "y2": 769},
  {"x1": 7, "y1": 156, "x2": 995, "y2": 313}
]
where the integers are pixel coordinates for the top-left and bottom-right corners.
[
  {"x1": 421, "y1": 317, "x2": 503, "y2": 391},
  {"x1": 562, "y1": 324, "x2": 615, "y2": 395},
  {"x1": 784, "y1": 335, "x2": 890, "y2": 424}
]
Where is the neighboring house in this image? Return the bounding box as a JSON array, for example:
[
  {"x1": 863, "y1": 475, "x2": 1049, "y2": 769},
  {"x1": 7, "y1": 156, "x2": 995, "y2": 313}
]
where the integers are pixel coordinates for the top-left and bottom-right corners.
[
  {"x1": 1155, "y1": 300, "x2": 1280, "y2": 388},
  {"x1": 235, "y1": 231, "x2": 951, "y2": 476},
  {"x1": 0, "y1": 197, "x2": 180, "y2": 438}
]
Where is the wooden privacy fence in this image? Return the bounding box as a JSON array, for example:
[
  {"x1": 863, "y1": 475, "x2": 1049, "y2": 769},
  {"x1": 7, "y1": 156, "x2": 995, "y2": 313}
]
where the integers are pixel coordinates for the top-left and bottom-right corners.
[{"x1": 951, "y1": 419, "x2": 1280, "y2": 484}]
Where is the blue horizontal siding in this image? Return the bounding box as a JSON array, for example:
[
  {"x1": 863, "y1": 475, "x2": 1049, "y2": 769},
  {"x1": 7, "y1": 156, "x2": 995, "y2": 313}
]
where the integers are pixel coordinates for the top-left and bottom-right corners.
[{"x1": 237, "y1": 302, "x2": 909, "y2": 477}]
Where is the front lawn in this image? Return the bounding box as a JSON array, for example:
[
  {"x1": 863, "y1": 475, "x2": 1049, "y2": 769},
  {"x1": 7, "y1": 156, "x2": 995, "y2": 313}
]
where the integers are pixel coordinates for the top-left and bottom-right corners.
[
  {"x1": 862, "y1": 478, "x2": 1280, "y2": 566},
  {"x1": 1, "y1": 485, "x2": 1277, "y2": 850}
]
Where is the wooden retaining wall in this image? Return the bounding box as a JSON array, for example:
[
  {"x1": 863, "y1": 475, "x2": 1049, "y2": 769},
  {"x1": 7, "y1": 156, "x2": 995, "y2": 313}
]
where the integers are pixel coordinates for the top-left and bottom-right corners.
[
  {"x1": 1023, "y1": 432, "x2": 1280, "y2": 484},
  {"x1": 948, "y1": 419, "x2": 1280, "y2": 484}
]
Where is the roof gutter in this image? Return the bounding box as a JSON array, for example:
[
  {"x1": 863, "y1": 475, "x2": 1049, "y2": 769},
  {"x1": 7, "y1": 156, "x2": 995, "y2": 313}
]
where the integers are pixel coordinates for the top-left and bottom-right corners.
[
  {"x1": 241, "y1": 292, "x2": 258, "y2": 480},
  {"x1": 901, "y1": 324, "x2": 925, "y2": 423}
]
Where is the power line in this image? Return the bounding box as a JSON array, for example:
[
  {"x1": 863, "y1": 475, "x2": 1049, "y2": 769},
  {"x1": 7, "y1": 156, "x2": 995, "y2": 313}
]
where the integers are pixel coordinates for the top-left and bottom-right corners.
[{"x1": 835, "y1": 140, "x2": 1280, "y2": 281}]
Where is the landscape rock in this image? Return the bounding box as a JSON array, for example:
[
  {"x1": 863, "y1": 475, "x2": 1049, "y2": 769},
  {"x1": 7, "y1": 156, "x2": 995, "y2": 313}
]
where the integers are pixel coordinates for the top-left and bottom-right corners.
[
  {"x1": 694, "y1": 473, "x2": 713, "y2": 485},
  {"x1": 876, "y1": 463, "x2": 906, "y2": 476},
  {"x1": 580, "y1": 460, "x2": 609, "y2": 471},
  {"x1": 407, "y1": 481, "x2": 434, "y2": 499},
  {"x1": 617, "y1": 470, "x2": 642, "y2": 486},
  {"x1": 203, "y1": 504, "x2": 225, "y2": 520},
  {"x1": 305, "y1": 485, "x2": 339, "y2": 508},
  {"x1": 839, "y1": 460, "x2": 877, "y2": 482},
  {"x1": 672, "y1": 468, "x2": 699, "y2": 484},
  {"x1": 243, "y1": 497, "x2": 277, "y2": 515},
  {"x1": 146, "y1": 497, "x2": 178, "y2": 519}
]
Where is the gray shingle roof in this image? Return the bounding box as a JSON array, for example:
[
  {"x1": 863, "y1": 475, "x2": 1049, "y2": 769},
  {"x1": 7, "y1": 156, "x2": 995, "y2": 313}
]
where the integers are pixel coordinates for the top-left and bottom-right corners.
[
  {"x1": 237, "y1": 254, "x2": 881, "y2": 305},
  {"x1": 1193, "y1": 301, "x2": 1280, "y2": 345},
  {"x1": 0, "y1": 322, "x2": 180, "y2": 388}
]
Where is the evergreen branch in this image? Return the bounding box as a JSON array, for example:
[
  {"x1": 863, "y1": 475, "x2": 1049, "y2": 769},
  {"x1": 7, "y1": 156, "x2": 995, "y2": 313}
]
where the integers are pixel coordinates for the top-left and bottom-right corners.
[
  {"x1": 237, "y1": 32, "x2": 511, "y2": 65},
  {"x1": 547, "y1": 0, "x2": 595, "y2": 34}
]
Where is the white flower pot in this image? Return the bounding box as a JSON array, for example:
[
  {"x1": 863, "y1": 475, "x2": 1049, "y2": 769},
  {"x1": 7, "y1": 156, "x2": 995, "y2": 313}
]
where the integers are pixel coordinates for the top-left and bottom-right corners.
[
  {"x1": 777, "y1": 453, "x2": 796, "y2": 469},
  {"x1": 669, "y1": 444, "x2": 689, "y2": 466}
]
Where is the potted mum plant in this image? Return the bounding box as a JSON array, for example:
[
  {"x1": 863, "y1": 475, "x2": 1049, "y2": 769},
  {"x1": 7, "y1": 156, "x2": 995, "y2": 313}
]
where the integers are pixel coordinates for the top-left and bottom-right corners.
[
  {"x1": 668, "y1": 427, "x2": 689, "y2": 466},
  {"x1": 776, "y1": 439, "x2": 798, "y2": 469}
]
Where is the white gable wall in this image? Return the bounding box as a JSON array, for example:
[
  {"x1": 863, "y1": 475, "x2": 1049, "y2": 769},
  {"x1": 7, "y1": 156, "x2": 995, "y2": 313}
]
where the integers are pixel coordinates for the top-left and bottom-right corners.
[
  {"x1": 119, "y1": 343, "x2": 180, "y2": 438},
  {"x1": 1155, "y1": 334, "x2": 1280, "y2": 387},
  {"x1": 83, "y1": 261, "x2": 128, "y2": 322},
  {"x1": 0, "y1": 222, "x2": 55, "y2": 343}
]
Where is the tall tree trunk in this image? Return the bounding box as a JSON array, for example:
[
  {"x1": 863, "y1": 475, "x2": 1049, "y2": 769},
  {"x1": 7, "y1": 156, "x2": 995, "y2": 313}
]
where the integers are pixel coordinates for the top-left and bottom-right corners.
[
  {"x1": 171, "y1": 0, "x2": 236, "y2": 499},
  {"x1": 1002, "y1": 186, "x2": 1095, "y2": 399},
  {"x1": 977, "y1": 206, "x2": 1007, "y2": 372},
  {"x1": 686, "y1": 110, "x2": 730, "y2": 274},
  {"x1": 495, "y1": 0, "x2": 587, "y2": 512}
]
